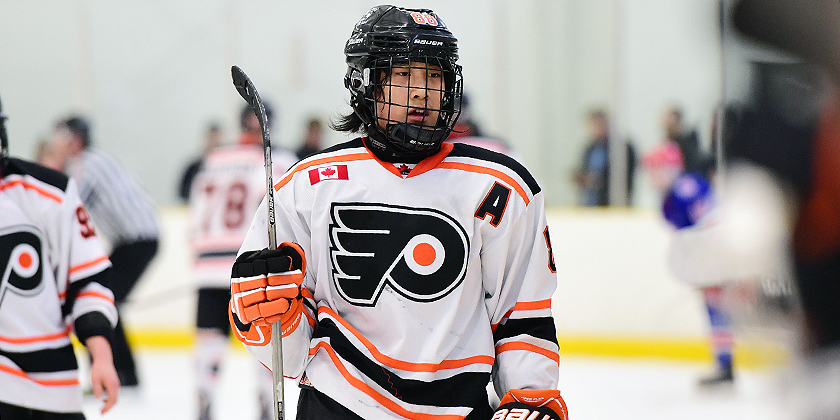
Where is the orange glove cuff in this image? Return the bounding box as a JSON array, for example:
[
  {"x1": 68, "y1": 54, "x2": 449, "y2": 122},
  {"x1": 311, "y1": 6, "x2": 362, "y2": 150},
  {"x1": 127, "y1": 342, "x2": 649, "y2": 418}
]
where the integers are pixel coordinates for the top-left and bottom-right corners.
[{"x1": 494, "y1": 389, "x2": 568, "y2": 420}]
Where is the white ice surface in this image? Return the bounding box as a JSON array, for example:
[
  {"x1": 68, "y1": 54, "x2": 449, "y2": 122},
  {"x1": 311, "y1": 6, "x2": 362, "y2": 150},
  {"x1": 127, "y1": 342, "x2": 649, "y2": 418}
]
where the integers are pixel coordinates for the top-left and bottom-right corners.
[{"x1": 81, "y1": 350, "x2": 794, "y2": 420}]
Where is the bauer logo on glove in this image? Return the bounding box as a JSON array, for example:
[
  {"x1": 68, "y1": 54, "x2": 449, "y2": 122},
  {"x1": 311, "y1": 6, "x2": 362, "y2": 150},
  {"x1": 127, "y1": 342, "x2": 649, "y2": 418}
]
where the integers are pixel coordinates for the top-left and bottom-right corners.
[
  {"x1": 492, "y1": 389, "x2": 568, "y2": 420},
  {"x1": 230, "y1": 242, "x2": 306, "y2": 329}
]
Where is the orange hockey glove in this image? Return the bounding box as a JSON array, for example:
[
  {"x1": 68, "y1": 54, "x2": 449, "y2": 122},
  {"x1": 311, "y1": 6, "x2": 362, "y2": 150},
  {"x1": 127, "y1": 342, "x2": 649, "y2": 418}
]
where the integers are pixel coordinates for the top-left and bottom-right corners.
[
  {"x1": 492, "y1": 389, "x2": 568, "y2": 420},
  {"x1": 229, "y1": 242, "x2": 306, "y2": 346}
]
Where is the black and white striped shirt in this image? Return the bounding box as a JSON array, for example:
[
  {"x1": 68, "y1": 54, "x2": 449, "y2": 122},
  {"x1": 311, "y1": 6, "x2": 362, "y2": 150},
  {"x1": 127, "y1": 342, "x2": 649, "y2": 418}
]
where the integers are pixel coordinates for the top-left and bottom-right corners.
[{"x1": 66, "y1": 148, "x2": 160, "y2": 246}]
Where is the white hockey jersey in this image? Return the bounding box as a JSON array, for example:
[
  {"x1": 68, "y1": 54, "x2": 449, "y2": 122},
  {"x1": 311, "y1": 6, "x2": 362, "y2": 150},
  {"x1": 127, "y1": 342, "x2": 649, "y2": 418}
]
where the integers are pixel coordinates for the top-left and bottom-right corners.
[
  {"x1": 233, "y1": 139, "x2": 560, "y2": 419},
  {"x1": 0, "y1": 158, "x2": 117, "y2": 413},
  {"x1": 190, "y1": 144, "x2": 296, "y2": 288}
]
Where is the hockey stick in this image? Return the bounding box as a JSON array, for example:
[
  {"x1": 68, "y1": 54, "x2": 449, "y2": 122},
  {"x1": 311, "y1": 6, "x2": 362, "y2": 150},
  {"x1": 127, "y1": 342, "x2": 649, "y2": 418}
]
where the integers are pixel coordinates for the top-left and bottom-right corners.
[
  {"x1": 0, "y1": 95, "x2": 9, "y2": 172},
  {"x1": 231, "y1": 65, "x2": 285, "y2": 420}
]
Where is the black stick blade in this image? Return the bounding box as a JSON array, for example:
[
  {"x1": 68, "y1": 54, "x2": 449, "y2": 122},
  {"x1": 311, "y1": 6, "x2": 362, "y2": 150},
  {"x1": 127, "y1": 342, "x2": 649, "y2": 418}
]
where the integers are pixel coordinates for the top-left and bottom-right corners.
[
  {"x1": 230, "y1": 65, "x2": 271, "y2": 148},
  {"x1": 0, "y1": 94, "x2": 8, "y2": 159},
  {"x1": 231, "y1": 65, "x2": 254, "y2": 102}
]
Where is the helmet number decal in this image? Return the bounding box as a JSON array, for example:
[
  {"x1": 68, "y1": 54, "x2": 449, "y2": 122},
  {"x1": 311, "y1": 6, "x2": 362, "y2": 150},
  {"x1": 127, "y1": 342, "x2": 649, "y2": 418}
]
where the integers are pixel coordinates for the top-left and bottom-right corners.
[{"x1": 410, "y1": 12, "x2": 439, "y2": 26}]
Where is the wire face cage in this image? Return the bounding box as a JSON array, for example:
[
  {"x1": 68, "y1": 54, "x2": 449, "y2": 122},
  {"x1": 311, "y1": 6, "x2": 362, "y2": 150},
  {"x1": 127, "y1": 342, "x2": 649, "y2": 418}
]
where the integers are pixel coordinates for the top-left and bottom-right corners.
[{"x1": 366, "y1": 55, "x2": 462, "y2": 156}]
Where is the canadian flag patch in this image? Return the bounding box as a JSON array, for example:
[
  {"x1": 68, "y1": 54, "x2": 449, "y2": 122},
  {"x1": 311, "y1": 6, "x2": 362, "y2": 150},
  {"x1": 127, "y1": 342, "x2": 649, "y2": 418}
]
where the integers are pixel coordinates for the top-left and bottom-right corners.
[{"x1": 309, "y1": 165, "x2": 349, "y2": 185}]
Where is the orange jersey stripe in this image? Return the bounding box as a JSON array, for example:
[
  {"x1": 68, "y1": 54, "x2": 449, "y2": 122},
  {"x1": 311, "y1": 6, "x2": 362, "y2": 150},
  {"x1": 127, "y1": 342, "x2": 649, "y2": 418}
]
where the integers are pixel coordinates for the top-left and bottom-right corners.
[
  {"x1": 271, "y1": 144, "x2": 531, "y2": 207},
  {"x1": 0, "y1": 179, "x2": 63, "y2": 203},
  {"x1": 436, "y1": 162, "x2": 530, "y2": 205},
  {"x1": 69, "y1": 256, "x2": 110, "y2": 275},
  {"x1": 495, "y1": 341, "x2": 560, "y2": 364},
  {"x1": 76, "y1": 290, "x2": 115, "y2": 304},
  {"x1": 492, "y1": 299, "x2": 553, "y2": 332},
  {"x1": 310, "y1": 341, "x2": 467, "y2": 420},
  {"x1": 0, "y1": 330, "x2": 70, "y2": 345},
  {"x1": 512, "y1": 299, "x2": 552, "y2": 311},
  {"x1": 319, "y1": 306, "x2": 494, "y2": 372},
  {"x1": 274, "y1": 152, "x2": 372, "y2": 191},
  {"x1": 371, "y1": 142, "x2": 454, "y2": 178},
  {"x1": 0, "y1": 363, "x2": 79, "y2": 386}
]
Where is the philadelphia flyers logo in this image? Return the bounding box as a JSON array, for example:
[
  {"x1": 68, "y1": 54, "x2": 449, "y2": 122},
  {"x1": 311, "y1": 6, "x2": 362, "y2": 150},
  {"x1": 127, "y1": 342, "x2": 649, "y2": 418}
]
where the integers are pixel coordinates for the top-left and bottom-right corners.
[
  {"x1": 329, "y1": 203, "x2": 469, "y2": 306},
  {"x1": 0, "y1": 226, "x2": 45, "y2": 306}
]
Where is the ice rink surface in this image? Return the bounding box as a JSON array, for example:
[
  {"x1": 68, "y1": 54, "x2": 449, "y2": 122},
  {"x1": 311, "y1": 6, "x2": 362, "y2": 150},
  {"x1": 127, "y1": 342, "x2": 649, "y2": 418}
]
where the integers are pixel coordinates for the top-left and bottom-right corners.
[{"x1": 80, "y1": 349, "x2": 794, "y2": 420}]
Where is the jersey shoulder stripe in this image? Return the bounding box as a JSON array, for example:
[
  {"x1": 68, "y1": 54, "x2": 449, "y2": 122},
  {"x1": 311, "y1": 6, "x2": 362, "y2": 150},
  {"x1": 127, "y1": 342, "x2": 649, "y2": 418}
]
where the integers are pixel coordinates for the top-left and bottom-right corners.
[
  {"x1": 314, "y1": 138, "x2": 366, "y2": 156},
  {"x1": 448, "y1": 143, "x2": 541, "y2": 195},
  {"x1": 1, "y1": 158, "x2": 69, "y2": 192},
  {"x1": 273, "y1": 139, "x2": 369, "y2": 191}
]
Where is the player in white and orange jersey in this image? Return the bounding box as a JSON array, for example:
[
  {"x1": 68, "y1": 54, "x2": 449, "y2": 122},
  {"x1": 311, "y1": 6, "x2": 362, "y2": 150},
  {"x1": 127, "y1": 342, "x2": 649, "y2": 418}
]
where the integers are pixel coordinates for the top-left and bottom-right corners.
[
  {"x1": 229, "y1": 6, "x2": 566, "y2": 420},
  {"x1": 189, "y1": 103, "x2": 297, "y2": 420},
  {"x1": 0, "y1": 98, "x2": 120, "y2": 419}
]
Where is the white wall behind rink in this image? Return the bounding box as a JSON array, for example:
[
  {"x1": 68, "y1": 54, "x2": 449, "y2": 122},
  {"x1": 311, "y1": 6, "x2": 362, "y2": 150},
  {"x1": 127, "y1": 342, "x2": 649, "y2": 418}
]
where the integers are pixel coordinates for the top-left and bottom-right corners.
[{"x1": 121, "y1": 207, "x2": 707, "y2": 339}]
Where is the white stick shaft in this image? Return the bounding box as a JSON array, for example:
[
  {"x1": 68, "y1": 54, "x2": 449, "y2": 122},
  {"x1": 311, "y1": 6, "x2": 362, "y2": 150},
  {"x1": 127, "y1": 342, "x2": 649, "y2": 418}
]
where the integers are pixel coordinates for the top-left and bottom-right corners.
[
  {"x1": 265, "y1": 140, "x2": 284, "y2": 420},
  {"x1": 271, "y1": 322, "x2": 284, "y2": 420}
]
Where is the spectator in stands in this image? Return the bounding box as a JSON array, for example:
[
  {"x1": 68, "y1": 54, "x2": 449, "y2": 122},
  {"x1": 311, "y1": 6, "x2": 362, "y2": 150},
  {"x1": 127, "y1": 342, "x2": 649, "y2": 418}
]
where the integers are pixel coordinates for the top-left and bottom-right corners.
[
  {"x1": 662, "y1": 106, "x2": 705, "y2": 174},
  {"x1": 572, "y1": 108, "x2": 636, "y2": 206},
  {"x1": 178, "y1": 122, "x2": 223, "y2": 203},
  {"x1": 295, "y1": 116, "x2": 324, "y2": 160}
]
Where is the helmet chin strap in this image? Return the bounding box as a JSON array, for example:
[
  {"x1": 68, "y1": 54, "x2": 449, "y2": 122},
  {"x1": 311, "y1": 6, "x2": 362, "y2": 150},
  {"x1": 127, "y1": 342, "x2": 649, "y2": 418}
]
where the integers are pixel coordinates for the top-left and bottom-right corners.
[
  {"x1": 363, "y1": 123, "x2": 446, "y2": 164},
  {"x1": 386, "y1": 122, "x2": 449, "y2": 147},
  {"x1": 383, "y1": 122, "x2": 448, "y2": 158}
]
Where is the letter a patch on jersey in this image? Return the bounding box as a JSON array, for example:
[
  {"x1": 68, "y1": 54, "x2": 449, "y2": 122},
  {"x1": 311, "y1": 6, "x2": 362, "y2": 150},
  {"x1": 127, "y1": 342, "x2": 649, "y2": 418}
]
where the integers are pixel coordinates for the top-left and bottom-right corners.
[
  {"x1": 475, "y1": 182, "x2": 511, "y2": 227},
  {"x1": 309, "y1": 165, "x2": 349, "y2": 185}
]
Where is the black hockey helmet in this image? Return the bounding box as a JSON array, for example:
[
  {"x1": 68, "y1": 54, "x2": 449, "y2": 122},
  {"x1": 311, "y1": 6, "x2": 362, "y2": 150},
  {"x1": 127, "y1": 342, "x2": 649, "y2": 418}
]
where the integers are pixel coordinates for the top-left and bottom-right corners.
[{"x1": 344, "y1": 5, "x2": 463, "y2": 159}]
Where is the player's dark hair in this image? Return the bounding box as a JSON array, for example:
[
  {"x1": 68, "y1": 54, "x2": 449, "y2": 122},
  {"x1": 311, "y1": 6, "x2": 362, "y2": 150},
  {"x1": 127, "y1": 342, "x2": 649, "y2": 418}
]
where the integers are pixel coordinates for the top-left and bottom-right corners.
[
  {"x1": 240, "y1": 101, "x2": 274, "y2": 130},
  {"x1": 56, "y1": 116, "x2": 91, "y2": 148},
  {"x1": 331, "y1": 109, "x2": 365, "y2": 134}
]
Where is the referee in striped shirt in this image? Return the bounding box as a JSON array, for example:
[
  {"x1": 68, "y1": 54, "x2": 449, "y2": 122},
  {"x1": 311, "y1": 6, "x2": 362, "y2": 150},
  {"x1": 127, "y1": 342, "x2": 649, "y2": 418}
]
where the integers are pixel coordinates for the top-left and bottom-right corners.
[{"x1": 51, "y1": 116, "x2": 160, "y2": 389}]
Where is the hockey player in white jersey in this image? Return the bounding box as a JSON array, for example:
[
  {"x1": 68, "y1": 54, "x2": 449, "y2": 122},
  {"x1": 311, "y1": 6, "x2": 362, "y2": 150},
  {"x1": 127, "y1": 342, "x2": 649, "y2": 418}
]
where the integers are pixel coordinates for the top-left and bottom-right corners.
[
  {"x1": 228, "y1": 6, "x2": 567, "y2": 419},
  {"x1": 189, "y1": 104, "x2": 297, "y2": 420},
  {"x1": 0, "y1": 98, "x2": 120, "y2": 419}
]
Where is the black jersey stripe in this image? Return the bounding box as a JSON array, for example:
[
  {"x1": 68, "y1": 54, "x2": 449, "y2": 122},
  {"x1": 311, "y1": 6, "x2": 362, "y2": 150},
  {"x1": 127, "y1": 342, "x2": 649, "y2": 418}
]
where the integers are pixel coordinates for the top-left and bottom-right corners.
[
  {"x1": 2, "y1": 158, "x2": 69, "y2": 191},
  {"x1": 280, "y1": 138, "x2": 367, "y2": 172},
  {"x1": 492, "y1": 317, "x2": 558, "y2": 345},
  {"x1": 61, "y1": 268, "x2": 112, "y2": 319},
  {"x1": 0, "y1": 344, "x2": 78, "y2": 373},
  {"x1": 448, "y1": 143, "x2": 541, "y2": 195},
  {"x1": 304, "y1": 138, "x2": 366, "y2": 160},
  {"x1": 313, "y1": 318, "x2": 491, "y2": 411}
]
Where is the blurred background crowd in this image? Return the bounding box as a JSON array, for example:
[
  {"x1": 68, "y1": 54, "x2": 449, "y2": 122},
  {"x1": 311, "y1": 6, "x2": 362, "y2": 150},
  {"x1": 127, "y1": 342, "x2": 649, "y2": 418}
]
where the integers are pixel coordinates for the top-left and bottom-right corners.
[{"x1": 2, "y1": 0, "x2": 839, "y2": 419}]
